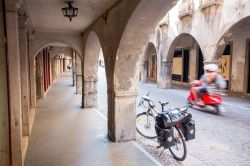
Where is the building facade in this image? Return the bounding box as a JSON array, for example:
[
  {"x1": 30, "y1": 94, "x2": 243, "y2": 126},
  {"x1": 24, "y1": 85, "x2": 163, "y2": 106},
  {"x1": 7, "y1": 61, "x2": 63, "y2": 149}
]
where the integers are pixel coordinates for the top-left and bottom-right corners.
[{"x1": 143, "y1": 0, "x2": 250, "y2": 94}]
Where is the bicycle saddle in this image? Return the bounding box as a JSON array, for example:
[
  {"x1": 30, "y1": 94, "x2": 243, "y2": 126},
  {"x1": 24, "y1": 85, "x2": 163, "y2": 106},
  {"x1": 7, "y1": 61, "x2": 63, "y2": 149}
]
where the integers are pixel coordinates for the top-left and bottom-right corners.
[{"x1": 159, "y1": 101, "x2": 169, "y2": 107}]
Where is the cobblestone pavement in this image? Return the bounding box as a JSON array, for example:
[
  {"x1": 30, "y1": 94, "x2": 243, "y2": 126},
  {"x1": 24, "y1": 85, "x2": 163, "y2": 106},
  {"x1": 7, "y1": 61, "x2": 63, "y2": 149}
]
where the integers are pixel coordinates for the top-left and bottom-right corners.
[{"x1": 97, "y1": 67, "x2": 250, "y2": 166}]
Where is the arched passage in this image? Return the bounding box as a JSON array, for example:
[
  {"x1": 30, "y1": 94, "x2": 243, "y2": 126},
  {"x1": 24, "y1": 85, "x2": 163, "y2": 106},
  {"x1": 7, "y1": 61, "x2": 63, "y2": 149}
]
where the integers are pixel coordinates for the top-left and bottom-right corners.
[
  {"x1": 215, "y1": 16, "x2": 250, "y2": 93},
  {"x1": 112, "y1": 0, "x2": 176, "y2": 141},
  {"x1": 141, "y1": 42, "x2": 158, "y2": 83},
  {"x1": 33, "y1": 43, "x2": 82, "y2": 101},
  {"x1": 29, "y1": 41, "x2": 83, "y2": 108},
  {"x1": 164, "y1": 33, "x2": 204, "y2": 87}
]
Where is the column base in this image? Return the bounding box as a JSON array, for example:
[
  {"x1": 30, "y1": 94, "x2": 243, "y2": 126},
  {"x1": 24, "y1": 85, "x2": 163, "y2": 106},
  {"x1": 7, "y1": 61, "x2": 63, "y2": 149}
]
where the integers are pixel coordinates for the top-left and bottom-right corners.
[
  {"x1": 108, "y1": 92, "x2": 137, "y2": 142},
  {"x1": 76, "y1": 73, "x2": 82, "y2": 94},
  {"x1": 83, "y1": 77, "x2": 97, "y2": 108},
  {"x1": 83, "y1": 93, "x2": 97, "y2": 108}
]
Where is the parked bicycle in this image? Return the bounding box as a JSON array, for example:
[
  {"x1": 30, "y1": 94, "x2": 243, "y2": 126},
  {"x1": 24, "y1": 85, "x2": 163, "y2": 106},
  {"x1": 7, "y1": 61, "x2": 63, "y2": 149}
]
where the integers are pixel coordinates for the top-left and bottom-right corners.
[
  {"x1": 136, "y1": 92, "x2": 195, "y2": 161},
  {"x1": 136, "y1": 92, "x2": 159, "y2": 139}
]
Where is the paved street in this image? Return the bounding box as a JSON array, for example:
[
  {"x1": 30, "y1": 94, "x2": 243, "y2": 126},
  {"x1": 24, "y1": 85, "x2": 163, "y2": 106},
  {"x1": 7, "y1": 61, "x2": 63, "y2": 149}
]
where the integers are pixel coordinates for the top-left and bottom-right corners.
[{"x1": 97, "y1": 67, "x2": 250, "y2": 165}]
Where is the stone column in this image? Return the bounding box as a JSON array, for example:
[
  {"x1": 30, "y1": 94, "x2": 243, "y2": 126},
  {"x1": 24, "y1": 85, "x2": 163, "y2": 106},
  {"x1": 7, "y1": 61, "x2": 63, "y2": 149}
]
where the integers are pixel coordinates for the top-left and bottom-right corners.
[
  {"x1": 72, "y1": 51, "x2": 76, "y2": 86},
  {"x1": 189, "y1": 46, "x2": 198, "y2": 82},
  {"x1": 43, "y1": 50, "x2": 47, "y2": 91},
  {"x1": 28, "y1": 41, "x2": 36, "y2": 110},
  {"x1": 57, "y1": 58, "x2": 60, "y2": 78},
  {"x1": 5, "y1": 0, "x2": 23, "y2": 164},
  {"x1": 18, "y1": 16, "x2": 30, "y2": 136},
  {"x1": 0, "y1": 1, "x2": 10, "y2": 165},
  {"x1": 75, "y1": 54, "x2": 82, "y2": 94},
  {"x1": 108, "y1": 90, "x2": 137, "y2": 142},
  {"x1": 140, "y1": 62, "x2": 148, "y2": 83},
  {"x1": 158, "y1": 60, "x2": 173, "y2": 89},
  {"x1": 63, "y1": 58, "x2": 66, "y2": 72},
  {"x1": 51, "y1": 58, "x2": 57, "y2": 81},
  {"x1": 76, "y1": 74, "x2": 82, "y2": 94},
  {"x1": 48, "y1": 52, "x2": 51, "y2": 87},
  {"x1": 60, "y1": 58, "x2": 63, "y2": 74},
  {"x1": 157, "y1": 23, "x2": 169, "y2": 89},
  {"x1": 83, "y1": 77, "x2": 97, "y2": 107},
  {"x1": 35, "y1": 52, "x2": 44, "y2": 99},
  {"x1": 46, "y1": 50, "x2": 50, "y2": 89}
]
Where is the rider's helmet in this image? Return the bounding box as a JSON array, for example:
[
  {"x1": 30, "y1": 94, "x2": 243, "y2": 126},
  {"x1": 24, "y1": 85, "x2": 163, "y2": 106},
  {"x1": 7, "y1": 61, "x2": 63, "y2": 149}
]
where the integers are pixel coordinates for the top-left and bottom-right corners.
[{"x1": 204, "y1": 64, "x2": 218, "y2": 72}]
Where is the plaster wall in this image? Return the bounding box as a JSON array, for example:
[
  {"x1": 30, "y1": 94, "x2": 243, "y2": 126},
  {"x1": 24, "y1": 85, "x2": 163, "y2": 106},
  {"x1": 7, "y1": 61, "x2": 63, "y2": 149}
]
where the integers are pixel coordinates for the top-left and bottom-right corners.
[{"x1": 75, "y1": 53, "x2": 82, "y2": 94}]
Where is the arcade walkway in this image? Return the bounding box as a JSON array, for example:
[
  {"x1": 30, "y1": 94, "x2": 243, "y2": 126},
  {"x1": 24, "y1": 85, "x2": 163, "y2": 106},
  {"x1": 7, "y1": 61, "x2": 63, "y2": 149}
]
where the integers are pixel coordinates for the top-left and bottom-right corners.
[{"x1": 24, "y1": 72, "x2": 158, "y2": 166}]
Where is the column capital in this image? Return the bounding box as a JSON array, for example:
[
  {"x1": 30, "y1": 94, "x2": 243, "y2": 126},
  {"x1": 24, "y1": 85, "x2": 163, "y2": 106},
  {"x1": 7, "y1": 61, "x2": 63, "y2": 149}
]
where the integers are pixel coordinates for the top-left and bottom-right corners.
[
  {"x1": 162, "y1": 60, "x2": 173, "y2": 66},
  {"x1": 18, "y1": 16, "x2": 28, "y2": 29}
]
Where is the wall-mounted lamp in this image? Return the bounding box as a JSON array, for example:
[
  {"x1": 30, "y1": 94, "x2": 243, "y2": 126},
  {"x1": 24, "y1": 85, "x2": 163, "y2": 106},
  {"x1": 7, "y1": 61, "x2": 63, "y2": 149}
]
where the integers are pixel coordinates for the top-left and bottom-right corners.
[{"x1": 62, "y1": 1, "x2": 78, "y2": 22}]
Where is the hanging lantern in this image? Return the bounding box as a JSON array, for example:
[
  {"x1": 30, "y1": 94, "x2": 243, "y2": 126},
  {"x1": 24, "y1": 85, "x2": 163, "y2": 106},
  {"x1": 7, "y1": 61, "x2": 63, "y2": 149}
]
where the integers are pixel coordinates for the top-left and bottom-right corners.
[{"x1": 62, "y1": 1, "x2": 78, "y2": 22}]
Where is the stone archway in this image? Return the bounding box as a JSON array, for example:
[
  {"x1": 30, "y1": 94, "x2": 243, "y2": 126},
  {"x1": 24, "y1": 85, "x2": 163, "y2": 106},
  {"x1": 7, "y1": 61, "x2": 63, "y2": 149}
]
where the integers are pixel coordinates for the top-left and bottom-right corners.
[
  {"x1": 80, "y1": 0, "x2": 177, "y2": 142},
  {"x1": 30, "y1": 42, "x2": 82, "y2": 109},
  {"x1": 215, "y1": 16, "x2": 250, "y2": 93},
  {"x1": 141, "y1": 42, "x2": 158, "y2": 83},
  {"x1": 112, "y1": 0, "x2": 176, "y2": 142},
  {"x1": 164, "y1": 33, "x2": 204, "y2": 87}
]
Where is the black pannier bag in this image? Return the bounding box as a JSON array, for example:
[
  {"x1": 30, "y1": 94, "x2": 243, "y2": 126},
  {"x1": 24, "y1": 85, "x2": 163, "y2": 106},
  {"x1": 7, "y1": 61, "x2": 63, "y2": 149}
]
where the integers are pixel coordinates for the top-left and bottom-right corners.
[
  {"x1": 155, "y1": 124, "x2": 175, "y2": 149},
  {"x1": 181, "y1": 119, "x2": 195, "y2": 141},
  {"x1": 155, "y1": 113, "x2": 169, "y2": 128}
]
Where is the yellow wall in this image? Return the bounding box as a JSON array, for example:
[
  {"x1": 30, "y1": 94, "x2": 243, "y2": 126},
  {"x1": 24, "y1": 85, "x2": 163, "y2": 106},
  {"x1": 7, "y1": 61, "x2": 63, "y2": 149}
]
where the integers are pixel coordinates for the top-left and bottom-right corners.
[
  {"x1": 172, "y1": 57, "x2": 183, "y2": 75},
  {"x1": 219, "y1": 55, "x2": 230, "y2": 81}
]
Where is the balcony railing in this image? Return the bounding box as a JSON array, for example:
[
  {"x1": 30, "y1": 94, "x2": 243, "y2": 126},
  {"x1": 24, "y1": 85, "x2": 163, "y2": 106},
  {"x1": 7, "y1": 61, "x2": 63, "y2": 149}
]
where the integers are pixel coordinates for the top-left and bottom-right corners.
[
  {"x1": 199, "y1": 0, "x2": 222, "y2": 10},
  {"x1": 179, "y1": 1, "x2": 193, "y2": 18}
]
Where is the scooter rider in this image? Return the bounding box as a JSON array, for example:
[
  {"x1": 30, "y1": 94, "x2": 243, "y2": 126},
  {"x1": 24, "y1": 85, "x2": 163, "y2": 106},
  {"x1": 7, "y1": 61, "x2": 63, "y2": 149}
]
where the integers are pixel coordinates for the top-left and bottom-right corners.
[{"x1": 192, "y1": 64, "x2": 226, "y2": 105}]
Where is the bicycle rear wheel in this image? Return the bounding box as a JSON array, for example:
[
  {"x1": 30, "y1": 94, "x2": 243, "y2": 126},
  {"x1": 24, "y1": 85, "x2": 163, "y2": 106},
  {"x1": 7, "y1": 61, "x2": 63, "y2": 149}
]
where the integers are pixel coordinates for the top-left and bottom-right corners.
[
  {"x1": 169, "y1": 127, "x2": 187, "y2": 161},
  {"x1": 136, "y1": 112, "x2": 157, "y2": 139}
]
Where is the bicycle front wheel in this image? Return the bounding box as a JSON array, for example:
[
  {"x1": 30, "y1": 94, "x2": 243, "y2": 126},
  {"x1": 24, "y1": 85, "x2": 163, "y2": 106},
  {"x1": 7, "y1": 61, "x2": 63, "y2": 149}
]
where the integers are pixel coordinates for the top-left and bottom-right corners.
[
  {"x1": 136, "y1": 112, "x2": 157, "y2": 139},
  {"x1": 169, "y1": 127, "x2": 187, "y2": 161}
]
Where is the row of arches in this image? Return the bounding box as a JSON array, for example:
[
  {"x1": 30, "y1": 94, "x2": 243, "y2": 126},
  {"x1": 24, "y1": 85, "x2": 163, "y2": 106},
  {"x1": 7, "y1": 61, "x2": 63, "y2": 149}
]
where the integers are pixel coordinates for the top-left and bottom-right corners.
[{"x1": 142, "y1": 15, "x2": 250, "y2": 94}]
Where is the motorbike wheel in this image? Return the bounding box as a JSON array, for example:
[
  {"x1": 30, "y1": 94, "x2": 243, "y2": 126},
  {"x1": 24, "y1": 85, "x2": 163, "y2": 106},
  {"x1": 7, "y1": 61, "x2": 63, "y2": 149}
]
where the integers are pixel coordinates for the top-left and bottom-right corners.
[
  {"x1": 169, "y1": 127, "x2": 187, "y2": 161},
  {"x1": 187, "y1": 99, "x2": 193, "y2": 107},
  {"x1": 215, "y1": 105, "x2": 225, "y2": 114},
  {"x1": 136, "y1": 112, "x2": 157, "y2": 139}
]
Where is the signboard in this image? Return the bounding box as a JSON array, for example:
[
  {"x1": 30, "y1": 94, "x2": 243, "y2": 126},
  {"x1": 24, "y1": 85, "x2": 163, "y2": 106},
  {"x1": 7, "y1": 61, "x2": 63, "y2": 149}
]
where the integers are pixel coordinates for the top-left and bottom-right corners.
[{"x1": 218, "y1": 55, "x2": 230, "y2": 81}]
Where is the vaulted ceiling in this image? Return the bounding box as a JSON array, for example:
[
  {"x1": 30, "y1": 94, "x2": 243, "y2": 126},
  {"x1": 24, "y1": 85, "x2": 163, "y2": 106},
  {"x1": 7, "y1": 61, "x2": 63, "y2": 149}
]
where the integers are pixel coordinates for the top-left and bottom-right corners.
[{"x1": 24, "y1": 0, "x2": 118, "y2": 33}]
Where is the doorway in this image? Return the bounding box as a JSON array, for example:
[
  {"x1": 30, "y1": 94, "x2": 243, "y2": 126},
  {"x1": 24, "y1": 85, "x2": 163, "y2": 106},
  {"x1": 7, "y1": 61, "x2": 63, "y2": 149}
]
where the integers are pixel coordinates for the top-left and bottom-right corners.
[
  {"x1": 150, "y1": 54, "x2": 157, "y2": 81},
  {"x1": 183, "y1": 49, "x2": 190, "y2": 82},
  {"x1": 220, "y1": 44, "x2": 231, "y2": 89},
  {"x1": 198, "y1": 48, "x2": 204, "y2": 79},
  {"x1": 247, "y1": 42, "x2": 250, "y2": 93}
]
